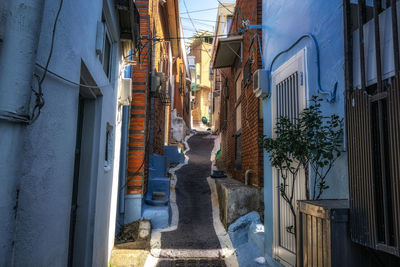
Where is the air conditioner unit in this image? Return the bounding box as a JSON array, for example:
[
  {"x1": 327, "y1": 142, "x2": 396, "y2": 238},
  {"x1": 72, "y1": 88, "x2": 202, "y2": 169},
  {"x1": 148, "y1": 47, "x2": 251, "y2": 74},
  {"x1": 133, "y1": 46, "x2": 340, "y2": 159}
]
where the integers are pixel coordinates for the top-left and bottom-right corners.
[
  {"x1": 253, "y1": 69, "x2": 270, "y2": 98},
  {"x1": 157, "y1": 72, "x2": 167, "y2": 95},
  {"x1": 118, "y1": 77, "x2": 132, "y2": 106},
  {"x1": 151, "y1": 73, "x2": 161, "y2": 93}
]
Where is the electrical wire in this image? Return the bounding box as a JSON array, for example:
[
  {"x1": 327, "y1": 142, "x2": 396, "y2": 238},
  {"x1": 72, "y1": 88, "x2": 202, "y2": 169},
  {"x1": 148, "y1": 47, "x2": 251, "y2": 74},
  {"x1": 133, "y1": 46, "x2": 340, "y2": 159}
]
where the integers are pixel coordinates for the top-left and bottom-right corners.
[
  {"x1": 140, "y1": 33, "x2": 233, "y2": 41},
  {"x1": 180, "y1": 17, "x2": 227, "y2": 24},
  {"x1": 216, "y1": 0, "x2": 234, "y2": 15},
  {"x1": 269, "y1": 34, "x2": 337, "y2": 102},
  {"x1": 35, "y1": 63, "x2": 116, "y2": 89},
  {"x1": 30, "y1": 0, "x2": 64, "y2": 124},
  {"x1": 183, "y1": 0, "x2": 213, "y2": 59},
  {"x1": 39, "y1": 0, "x2": 64, "y2": 86},
  {"x1": 182, "y1": 21, "x2": 214, "y2": 29},
  {"x1": 180, "y1": 7, "x2": 219, "y2": 14}
]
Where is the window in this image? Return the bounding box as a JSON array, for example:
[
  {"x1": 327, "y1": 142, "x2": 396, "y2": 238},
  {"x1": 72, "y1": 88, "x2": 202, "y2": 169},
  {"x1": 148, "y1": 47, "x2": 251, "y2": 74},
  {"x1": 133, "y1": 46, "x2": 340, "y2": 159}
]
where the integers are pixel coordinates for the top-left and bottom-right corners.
[
  {"x1": 103, "y1": 33, "x2": 111, "y2": 77},
  {"x1": 234, "y1": 72, "x2": 243, "y2": 170},
  {"x1": 224, "y1": 16, "x2": 233, "y2": 35},
  {"x1": 97, "y1": 14, "x2": 114, "y2": 79},
  {"x1": 104, "y1": 123, "x2": 114, "y2": 171}
]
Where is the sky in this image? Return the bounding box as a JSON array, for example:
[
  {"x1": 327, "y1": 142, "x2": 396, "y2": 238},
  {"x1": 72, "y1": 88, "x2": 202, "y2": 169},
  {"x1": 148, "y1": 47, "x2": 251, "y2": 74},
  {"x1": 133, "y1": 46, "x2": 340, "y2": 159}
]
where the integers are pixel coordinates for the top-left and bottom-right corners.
[{"x1": 179, "y1": 0, "x2": 236, "y2": 39}]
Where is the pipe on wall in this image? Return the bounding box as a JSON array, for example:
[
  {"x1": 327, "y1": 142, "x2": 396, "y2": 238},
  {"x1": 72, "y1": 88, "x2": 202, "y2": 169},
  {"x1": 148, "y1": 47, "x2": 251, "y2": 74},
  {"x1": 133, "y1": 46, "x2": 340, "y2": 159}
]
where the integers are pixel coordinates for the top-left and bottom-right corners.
[
  {"x1": 0, "y1": 0, "x2": 45, "y2": 264},
  {"x1": 245, "y1": 169, "x2": 253, "y2": 186}
]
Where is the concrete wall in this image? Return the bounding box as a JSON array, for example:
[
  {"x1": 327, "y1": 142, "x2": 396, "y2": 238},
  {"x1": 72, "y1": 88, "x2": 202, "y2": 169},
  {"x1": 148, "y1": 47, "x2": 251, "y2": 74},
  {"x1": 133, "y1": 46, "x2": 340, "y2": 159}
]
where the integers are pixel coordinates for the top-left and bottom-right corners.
[
  {"x1": 262, "y1": 0, "x2": 348, "y2": 265},
  {"x1": 10, "y1": 0, "x2": 125, "y2": 265}
]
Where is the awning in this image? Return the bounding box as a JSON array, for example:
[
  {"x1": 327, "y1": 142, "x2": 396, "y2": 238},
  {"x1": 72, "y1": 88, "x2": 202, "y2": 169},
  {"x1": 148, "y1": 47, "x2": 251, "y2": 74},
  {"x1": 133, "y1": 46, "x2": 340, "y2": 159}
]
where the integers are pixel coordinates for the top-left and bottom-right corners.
[{"x1": 212, "y1": 36, "x2": 243, "y2": 69}]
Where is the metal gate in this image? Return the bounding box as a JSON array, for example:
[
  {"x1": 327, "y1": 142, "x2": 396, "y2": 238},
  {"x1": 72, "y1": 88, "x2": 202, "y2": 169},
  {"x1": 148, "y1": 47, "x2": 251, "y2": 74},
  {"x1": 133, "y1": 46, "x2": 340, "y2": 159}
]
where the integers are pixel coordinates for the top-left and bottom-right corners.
[
  {"x1": 344, "y1": 0, "x2": 400, "y2": 256},
  {"x1": 271, "y1": 49, "x2": 307, "y2": 266}
]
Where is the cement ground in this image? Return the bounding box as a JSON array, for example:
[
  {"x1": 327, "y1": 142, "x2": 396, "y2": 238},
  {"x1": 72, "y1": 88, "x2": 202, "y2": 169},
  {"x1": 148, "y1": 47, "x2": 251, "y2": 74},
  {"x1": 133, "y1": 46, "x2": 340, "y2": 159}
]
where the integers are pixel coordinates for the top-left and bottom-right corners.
[
  {"x1": 145, "y1": 132, "x2": 237, "y2": 267},
  {"x1": 161, "y1": 133, "x2": 220, "y2": 250}
]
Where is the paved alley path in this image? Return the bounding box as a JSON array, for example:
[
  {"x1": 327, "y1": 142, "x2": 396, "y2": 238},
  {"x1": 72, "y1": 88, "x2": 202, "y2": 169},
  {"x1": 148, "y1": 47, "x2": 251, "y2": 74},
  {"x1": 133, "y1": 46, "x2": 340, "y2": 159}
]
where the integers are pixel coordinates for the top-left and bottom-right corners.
[{"x1": 161, "y1": 133, "x2": 221, "y2": 250}]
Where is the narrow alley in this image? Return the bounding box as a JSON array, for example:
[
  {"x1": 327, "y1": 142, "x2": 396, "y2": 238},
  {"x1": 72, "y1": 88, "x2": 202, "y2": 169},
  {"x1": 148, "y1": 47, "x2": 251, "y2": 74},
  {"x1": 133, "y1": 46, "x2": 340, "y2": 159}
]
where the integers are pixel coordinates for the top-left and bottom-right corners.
[
  {"x1": 156, "y1": 133, "x2": 227, "y2": 266},
  {"x1": 161, "y1": 134, "x2": 219, "y2": 251},
  {"x1": 2, "y1": 0, "x2": 400, "y2": 267}
]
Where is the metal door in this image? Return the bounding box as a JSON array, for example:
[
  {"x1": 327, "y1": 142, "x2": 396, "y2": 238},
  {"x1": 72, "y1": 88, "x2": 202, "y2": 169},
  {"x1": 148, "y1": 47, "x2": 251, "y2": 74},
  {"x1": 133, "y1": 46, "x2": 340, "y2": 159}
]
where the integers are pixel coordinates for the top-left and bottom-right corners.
[{"x1": 271, "y1": 49, "x2": 307, "y2": 266}]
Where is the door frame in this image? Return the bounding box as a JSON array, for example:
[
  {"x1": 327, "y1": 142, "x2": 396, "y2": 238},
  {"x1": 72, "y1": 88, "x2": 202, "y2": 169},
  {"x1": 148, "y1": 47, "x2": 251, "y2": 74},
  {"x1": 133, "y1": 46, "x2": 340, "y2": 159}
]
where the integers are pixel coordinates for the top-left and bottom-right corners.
[
  {"x1": 68, "y1": 62, "x2": 103, "y2": 267},
  {"x1": 270, "y1": 48, "x2": 307, "y2": 266}
]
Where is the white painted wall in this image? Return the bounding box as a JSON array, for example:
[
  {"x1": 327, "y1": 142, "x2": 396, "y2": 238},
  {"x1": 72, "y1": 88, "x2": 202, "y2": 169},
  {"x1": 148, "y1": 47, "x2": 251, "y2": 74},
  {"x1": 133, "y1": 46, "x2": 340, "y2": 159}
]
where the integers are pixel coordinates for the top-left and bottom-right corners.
[{"x1": 9, "y1": 0, "x2": 126, "y2": 266}]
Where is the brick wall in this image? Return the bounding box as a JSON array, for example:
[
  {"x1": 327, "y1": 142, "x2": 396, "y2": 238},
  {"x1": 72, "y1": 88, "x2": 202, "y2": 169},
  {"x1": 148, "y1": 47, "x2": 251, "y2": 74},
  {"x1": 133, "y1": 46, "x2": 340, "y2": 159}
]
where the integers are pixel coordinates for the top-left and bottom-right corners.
[
  {"x1": 127, "y1": 0, "x2": 151, "y2": 195},
  {"x1": 219, "y1": 0, "x2": 264, "y2": 187}
]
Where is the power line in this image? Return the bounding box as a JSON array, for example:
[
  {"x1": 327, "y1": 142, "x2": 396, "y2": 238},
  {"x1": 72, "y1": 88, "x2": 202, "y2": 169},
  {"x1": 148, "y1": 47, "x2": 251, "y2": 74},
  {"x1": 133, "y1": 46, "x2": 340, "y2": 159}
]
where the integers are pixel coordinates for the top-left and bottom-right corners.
[
  {"x1": 35, "y1": 63, "x2": 115, "y2": 89},
  {"x1": 183, "y1": 0, "x2": 213, "y2": 59},
  {"x1": 182, "y1": 20, "x2": 215, "y2": 29},
  {"x1": 180, "y1": 7, "x2": 219, "y2": 14},
  {"x1": 216, "y1": 0, "x2": 234, "y2": 15},
  {"x1": 180, "y1": 17, "x2": 227, "y2": 24},
  {"x1": 139, "y1": 33, "x2": 232, "y2": 41},
  {"x1": 30, "y1": 0, "x2": 64, "y2": 124}
]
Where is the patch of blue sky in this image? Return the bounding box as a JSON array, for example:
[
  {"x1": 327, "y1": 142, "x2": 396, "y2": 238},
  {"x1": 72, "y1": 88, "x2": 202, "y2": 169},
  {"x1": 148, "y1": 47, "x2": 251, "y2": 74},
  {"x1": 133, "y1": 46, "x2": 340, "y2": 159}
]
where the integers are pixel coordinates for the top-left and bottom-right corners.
[{"x1": 179, "y1": 0, "x2": 236, "y2": 38}]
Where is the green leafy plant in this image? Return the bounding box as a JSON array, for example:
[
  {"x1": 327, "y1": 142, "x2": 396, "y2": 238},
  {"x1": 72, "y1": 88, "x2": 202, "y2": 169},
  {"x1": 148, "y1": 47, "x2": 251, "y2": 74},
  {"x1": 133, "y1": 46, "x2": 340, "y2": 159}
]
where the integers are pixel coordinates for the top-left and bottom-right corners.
[{"x1": 262, "y1": 96, "x2": 343, "y2": 234}]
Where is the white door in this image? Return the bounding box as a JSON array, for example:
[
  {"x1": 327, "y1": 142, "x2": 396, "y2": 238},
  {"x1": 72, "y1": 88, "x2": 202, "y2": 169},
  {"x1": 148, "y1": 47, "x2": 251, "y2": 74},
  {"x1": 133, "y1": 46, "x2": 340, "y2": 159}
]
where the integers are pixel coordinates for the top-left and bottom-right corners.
[{"x1": 271, "y1": 49, "x2": 307, "y2": 266}]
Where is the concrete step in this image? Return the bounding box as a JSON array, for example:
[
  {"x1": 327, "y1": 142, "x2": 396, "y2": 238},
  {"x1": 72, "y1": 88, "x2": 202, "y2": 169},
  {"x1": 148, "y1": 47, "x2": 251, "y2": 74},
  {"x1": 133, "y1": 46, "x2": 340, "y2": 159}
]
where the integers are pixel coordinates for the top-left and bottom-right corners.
[{"x1": 164, "y1": 145, "x2": 185, "y2": 164}]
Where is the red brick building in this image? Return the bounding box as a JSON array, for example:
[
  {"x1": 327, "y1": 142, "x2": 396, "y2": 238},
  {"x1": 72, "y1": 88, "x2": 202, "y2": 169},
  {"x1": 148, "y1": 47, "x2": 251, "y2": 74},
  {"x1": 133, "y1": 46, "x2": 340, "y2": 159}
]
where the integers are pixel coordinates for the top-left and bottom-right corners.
[
  {"x1": 212, "y1": 0, "x2": 263, "y2": 187},
  {"x1": 126, "y1": 0, "x2": 188, "y2": 196}
]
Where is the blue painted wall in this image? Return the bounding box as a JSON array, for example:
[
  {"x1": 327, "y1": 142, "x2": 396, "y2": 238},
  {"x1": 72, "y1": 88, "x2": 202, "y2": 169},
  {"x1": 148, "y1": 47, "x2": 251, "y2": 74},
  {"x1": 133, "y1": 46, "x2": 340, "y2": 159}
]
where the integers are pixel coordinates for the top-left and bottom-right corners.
[{"x1": 261, "y1": 0, "x2": 348, "y2": 265}]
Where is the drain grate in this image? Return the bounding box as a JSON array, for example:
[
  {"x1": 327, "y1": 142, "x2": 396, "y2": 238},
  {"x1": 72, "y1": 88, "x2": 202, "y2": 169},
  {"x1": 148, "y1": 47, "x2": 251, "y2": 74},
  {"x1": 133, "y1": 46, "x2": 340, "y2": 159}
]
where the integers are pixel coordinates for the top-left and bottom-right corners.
[{"x1": 156, "y1": 258, "x2": 226, "y2": 267}]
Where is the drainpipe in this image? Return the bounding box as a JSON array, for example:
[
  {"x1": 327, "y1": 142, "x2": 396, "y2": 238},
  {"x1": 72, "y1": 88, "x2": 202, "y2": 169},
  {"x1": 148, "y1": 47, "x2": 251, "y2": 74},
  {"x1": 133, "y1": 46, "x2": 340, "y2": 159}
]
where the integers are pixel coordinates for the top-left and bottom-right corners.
[
  {"x1": 117, "y1": 105, "x2": 130, "y2": 231},
  {"x1": 0, "y1": 0, "x2": 45, "y2": 264},
  {"x1": 245, "y1": 169, "x2": 253, "y2": 186}
]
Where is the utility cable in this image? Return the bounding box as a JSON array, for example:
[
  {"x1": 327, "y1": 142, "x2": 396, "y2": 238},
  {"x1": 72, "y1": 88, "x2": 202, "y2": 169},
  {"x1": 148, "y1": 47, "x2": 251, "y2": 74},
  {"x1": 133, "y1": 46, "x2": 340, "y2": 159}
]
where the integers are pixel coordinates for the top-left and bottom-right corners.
[
  {"x1": 216, "y1": 0, "x2": 234, "y2": 15},
  {"x1": 269, "y1": 34, "x2": 337, "y2": 102},
  {"x1": 180, "y1": 17, "x2": 228, "y2": 24},
  {"x1": 35, "y1": 63, "x2": 116, "y2": 89},
  {"x1": 180, "y1": 7, "x2": 219, "y2": 14},
  {"x1": 30, "y1": 0, "x2": 64, "y2": 124},
  {"x1": 183, "y1": 0, "x2": 213, "y2": 59},
  {"x1": 140, "y1": 33, "x2": 233, "y2": 41}
]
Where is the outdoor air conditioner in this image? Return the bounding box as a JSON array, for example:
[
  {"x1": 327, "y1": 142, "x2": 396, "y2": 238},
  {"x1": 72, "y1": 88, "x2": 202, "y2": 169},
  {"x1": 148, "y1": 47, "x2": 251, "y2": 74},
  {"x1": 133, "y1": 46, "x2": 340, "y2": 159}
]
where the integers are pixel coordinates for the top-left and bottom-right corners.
[
  {"x1": 151, "y1": 73, "x2": 161, "y2": 93},
  {"x1": 118, "y1": 77, "x2": 132, "y2": 106},
  {"x1": 151, "y1": 72, "x2": 167, "y2": 96},
  {"x1": 157, "y1": 72, "x2": 167, "y2": 95},
  {"x1": 253, "y1": 69, "x2": 270, "y2": 98}
]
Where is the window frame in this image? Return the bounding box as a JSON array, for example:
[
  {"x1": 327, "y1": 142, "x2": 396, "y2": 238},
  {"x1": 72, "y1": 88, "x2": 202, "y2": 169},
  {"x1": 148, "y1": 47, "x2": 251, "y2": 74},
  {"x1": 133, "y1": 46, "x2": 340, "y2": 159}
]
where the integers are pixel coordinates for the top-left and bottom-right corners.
[
  {"x1": 99, "y1": 14, "x2": 115, "y2": 80},
  {"x1": 234, "y1": 71, "x2": 243, "y2": 170}
]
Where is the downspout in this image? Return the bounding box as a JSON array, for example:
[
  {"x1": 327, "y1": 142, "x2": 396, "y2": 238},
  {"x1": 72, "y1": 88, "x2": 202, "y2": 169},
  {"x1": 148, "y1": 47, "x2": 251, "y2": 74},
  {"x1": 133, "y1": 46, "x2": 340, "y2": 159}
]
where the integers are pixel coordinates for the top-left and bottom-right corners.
[
  {"x1": 0, "y1": 0, "x2": 45, "y2": 264},
  {"x1": 148, "y1": 32, "x2": 156, "y2": 154},
  {"x1": 245, "y1": 169, "x2": 253, "y2": 186},
  {"x1": 117, "y1": 105, "x2": 130, "y2": 231}
]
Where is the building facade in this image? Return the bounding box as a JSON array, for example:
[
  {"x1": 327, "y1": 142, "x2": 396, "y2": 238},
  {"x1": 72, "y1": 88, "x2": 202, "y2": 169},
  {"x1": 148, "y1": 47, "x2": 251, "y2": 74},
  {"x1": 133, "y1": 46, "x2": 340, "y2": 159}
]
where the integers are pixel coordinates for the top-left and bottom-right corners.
[
  {"x1": 212, "y1": 0, "x2": 264, "y2": 187},
  {"x1": 210, "y1": 2, "x2": 235, "y2": 132},
  {"x1": 188, "y1": 31, "x2": 213, "y2": 129},
  {"x1": 0, "y1": 0, "x2": 138, "y2": 266},
  {"x1": 262, "y1": 1, "x2": 400, "y2": 266},
  {"x1": 122, "y1": 0, "x2": 188, "y2": 226}
]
